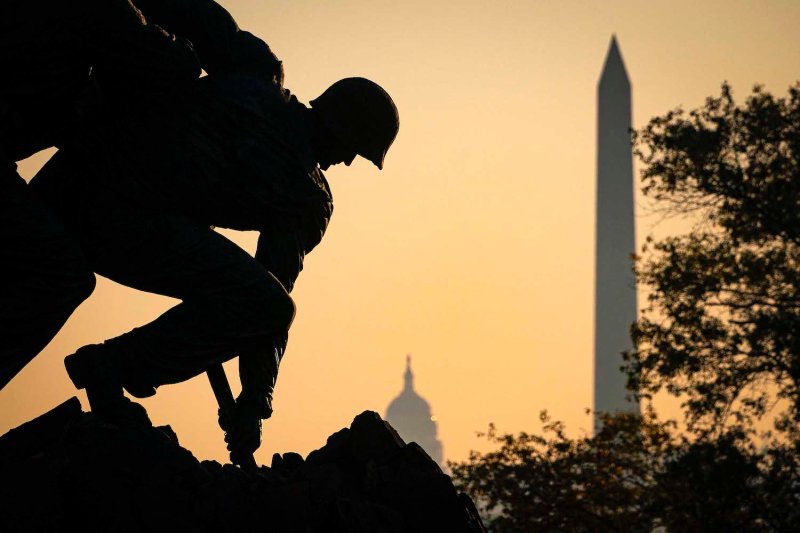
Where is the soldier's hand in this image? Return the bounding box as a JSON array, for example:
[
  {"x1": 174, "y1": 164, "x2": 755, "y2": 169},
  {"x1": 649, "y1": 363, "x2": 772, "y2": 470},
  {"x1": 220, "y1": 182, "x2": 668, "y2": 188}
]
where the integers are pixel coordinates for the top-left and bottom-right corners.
[{"x1": 218, "y1": 397, "x2": 263, "y2": 463}]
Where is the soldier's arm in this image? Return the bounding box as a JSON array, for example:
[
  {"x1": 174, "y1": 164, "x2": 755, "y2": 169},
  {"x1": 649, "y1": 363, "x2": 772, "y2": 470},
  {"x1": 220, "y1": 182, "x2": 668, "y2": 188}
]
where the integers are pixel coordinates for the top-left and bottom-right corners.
[
  {"x1": 238, "y1": 203, "x2": 332, "y2": 414},
  {"x1": 236, "y1": 229, "x2": 308, "y2": 414},
  {"x1": 254, "y1": 227, "x2": 310, "y2": 294},
  {"x1": 236, "y1": 336, "x2": 283, "y2": 420},
  {"x1": 219, "y1": 225, "x2": 311, "y2": 456},
  {"x1": 132, "y1": 0, "x2": 283, "y2": 83}
]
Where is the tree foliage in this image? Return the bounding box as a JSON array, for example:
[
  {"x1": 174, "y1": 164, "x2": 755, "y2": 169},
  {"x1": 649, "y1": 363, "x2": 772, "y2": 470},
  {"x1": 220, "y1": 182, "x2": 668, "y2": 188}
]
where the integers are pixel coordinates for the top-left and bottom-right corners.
[
  {"x1": 451, "y1": 410, "x2": 798, "y2": 532},
  {"x1": 628, "y1": 83, "x2": 800, "y2": 436},
  {"x1": 451, "y1": 83, "x2": 800, "y2": 530},
  {"x1": 450, "y1": 410, "x2": 673, "y2": 531}
]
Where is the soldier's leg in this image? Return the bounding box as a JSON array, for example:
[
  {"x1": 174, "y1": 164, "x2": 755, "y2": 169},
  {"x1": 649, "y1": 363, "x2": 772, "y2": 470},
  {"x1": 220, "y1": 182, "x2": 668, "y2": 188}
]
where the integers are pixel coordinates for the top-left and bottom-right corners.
[
  {"x1": 61, "y1": 215, "x2": 295, "y2": 426},
  {"x1": 0, "y1": 163, "x2": 96, "y2": 390},
  {"x1": 30, "y1": 152, "x2": 293, "y2": 426},
  {"x1": 27, "y1": 147, "x2": 298, "y2": 393},
  {"x1": 63, "y1": 210, "x2": 295, "y2": 394}
]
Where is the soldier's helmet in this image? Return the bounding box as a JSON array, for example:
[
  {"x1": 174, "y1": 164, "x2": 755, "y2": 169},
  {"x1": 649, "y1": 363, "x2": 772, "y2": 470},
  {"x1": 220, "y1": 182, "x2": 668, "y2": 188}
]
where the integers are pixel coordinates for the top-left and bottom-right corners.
[{"x1": 310, "y1": 77, "x2": 399, "y2": 169}]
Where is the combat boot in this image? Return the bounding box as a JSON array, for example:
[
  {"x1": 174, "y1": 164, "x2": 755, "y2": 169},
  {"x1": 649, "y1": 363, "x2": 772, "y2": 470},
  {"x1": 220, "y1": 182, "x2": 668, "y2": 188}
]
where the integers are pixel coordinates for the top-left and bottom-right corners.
[{"x1": 64, "y1": 345, "x2": 152, "y2": 427}]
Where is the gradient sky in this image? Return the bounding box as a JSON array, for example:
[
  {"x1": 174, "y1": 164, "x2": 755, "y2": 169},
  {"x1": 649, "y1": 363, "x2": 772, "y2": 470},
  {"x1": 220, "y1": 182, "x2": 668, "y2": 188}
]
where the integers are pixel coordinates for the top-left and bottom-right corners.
[{"x1": 2, "y1": 0, "x2": 799, "y2": 465}]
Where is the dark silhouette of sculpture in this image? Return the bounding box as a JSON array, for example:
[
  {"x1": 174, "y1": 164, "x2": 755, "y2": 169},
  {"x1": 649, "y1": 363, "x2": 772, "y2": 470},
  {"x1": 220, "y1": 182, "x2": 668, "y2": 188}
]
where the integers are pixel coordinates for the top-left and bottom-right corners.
[
  {"x1": 0, "y1": 400, "x2": 487, "y2": 532},
  {"x1": 0, "y1": 0, "x2": 200, "y2": 390},
  {"x1": 27, "y1": 0, "x2": 399, "y2": 463}
]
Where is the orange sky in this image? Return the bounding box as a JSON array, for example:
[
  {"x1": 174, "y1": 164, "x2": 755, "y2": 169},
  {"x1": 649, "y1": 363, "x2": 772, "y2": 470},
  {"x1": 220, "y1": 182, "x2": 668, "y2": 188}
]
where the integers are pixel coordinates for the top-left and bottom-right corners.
[{"x1": 2, "y1": 0, "x2": 799, "y2": 465}]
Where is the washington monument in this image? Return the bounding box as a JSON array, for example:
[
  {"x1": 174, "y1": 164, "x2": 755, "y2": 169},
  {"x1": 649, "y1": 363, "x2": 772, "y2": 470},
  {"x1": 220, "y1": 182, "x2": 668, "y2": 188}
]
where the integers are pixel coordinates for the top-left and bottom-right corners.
[{"x1": 594, "y1": 35, "x2": 639, "y2": 418}]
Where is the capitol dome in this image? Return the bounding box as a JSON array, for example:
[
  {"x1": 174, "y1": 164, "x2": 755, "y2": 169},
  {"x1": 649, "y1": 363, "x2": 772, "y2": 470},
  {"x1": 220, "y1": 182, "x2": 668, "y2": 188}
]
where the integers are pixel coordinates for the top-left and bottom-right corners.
[{"x1": 385, "y1": 356, "x2": 444, "y2": 466}]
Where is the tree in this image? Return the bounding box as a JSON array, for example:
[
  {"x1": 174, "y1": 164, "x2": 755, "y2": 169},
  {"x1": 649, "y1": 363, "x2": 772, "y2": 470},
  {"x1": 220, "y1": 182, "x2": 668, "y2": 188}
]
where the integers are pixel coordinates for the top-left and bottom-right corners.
[
  {"x1": 628, "y1": 82, "x2": 800, "y2": 437},
  {"x1": 451, "y1": 83, "x2": 800, "y2": 530},
  {"x1": 450, "y1": 410, "x2": 675, "y2": 532},
  {"x1": 450, "y1": 410, "x2": 798, "y2": 532}
]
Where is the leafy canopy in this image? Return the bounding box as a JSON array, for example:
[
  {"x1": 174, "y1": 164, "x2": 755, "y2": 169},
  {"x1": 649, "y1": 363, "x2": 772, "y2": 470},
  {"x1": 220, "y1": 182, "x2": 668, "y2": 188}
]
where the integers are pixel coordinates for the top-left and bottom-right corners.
[
  {"x1": 451, "y1": 83, "x2": 800, "y2": 531},
  {"x1": 628, "y1": 83, "x2": 800, "y2": 437}
]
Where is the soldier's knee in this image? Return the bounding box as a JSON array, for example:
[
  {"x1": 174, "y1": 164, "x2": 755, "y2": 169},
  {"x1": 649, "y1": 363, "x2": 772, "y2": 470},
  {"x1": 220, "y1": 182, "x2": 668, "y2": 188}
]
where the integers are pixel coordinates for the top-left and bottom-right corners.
[
  {"x1": 274, "y1": 291, "x2": 296, "y2": 331},
  {"x1": 249, "y1": 275, "x2": 295, "y2": 332},
  {"x1": 66, "y1": 262, "x2": 96, "y2": 305},
  {"x1": 75, "y1": 271, "x2": 96, "y2": 304},
  {"x1": 281, "y1": 292, "x2": 296, "y2": 329},
  {"x1": 57, "y1": 263, "x2": 96, "y2": 309}
]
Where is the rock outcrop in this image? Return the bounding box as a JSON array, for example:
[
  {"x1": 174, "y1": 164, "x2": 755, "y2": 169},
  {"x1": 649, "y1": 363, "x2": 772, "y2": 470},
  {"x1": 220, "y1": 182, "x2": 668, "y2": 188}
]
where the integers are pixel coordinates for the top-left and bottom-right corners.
[{"x1": 0, "y1": 398, "x2": 485, "y2": 532}]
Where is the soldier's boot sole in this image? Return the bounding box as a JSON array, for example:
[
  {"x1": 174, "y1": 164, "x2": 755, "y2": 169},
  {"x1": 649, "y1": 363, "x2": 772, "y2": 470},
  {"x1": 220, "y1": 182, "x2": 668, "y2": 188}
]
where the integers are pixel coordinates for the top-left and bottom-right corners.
[{"x1": 86, "y1": 384, "x2": 152, "y2": 428}]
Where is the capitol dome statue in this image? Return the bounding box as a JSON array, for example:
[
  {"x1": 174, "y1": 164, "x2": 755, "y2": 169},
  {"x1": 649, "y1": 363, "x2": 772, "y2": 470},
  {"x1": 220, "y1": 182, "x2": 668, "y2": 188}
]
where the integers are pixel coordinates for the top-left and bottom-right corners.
[{"x1": 385, "y1": 355, "x2": 444, "y2": 466}]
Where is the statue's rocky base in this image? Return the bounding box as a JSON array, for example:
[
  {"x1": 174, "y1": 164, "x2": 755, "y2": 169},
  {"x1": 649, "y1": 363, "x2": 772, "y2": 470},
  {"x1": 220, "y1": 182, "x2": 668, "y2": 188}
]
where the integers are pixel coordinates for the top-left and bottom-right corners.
[{"x1": 0, "y1": 398, "x2": 485, "y2": 532}]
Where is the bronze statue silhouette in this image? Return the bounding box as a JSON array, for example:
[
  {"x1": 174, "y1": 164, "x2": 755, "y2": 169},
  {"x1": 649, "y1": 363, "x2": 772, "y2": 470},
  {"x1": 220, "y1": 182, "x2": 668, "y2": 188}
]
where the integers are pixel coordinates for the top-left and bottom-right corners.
[
  {"x1": 0, "y1": 0, "x2": 200, "y2": 390},
  {"x1": 27, "y1": 0, "x2": 399, "y2": 466}
]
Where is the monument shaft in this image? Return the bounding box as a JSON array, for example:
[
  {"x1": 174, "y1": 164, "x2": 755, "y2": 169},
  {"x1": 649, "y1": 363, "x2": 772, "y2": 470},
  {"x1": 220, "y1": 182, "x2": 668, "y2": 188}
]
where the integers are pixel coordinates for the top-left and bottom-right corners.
[{"x1": 594, "y1": 37, "x2": 639, "y2": 417}]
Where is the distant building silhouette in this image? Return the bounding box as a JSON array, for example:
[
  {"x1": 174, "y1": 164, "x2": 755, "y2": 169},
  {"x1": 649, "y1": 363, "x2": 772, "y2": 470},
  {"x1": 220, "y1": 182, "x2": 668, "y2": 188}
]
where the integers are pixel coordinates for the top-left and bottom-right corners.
[
  {"x1": 385, "y1": 356, "x2": 444, "y2": 466},
  {"x1": 594, "y1": 35, "x2": 640, "y2": 423}
]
